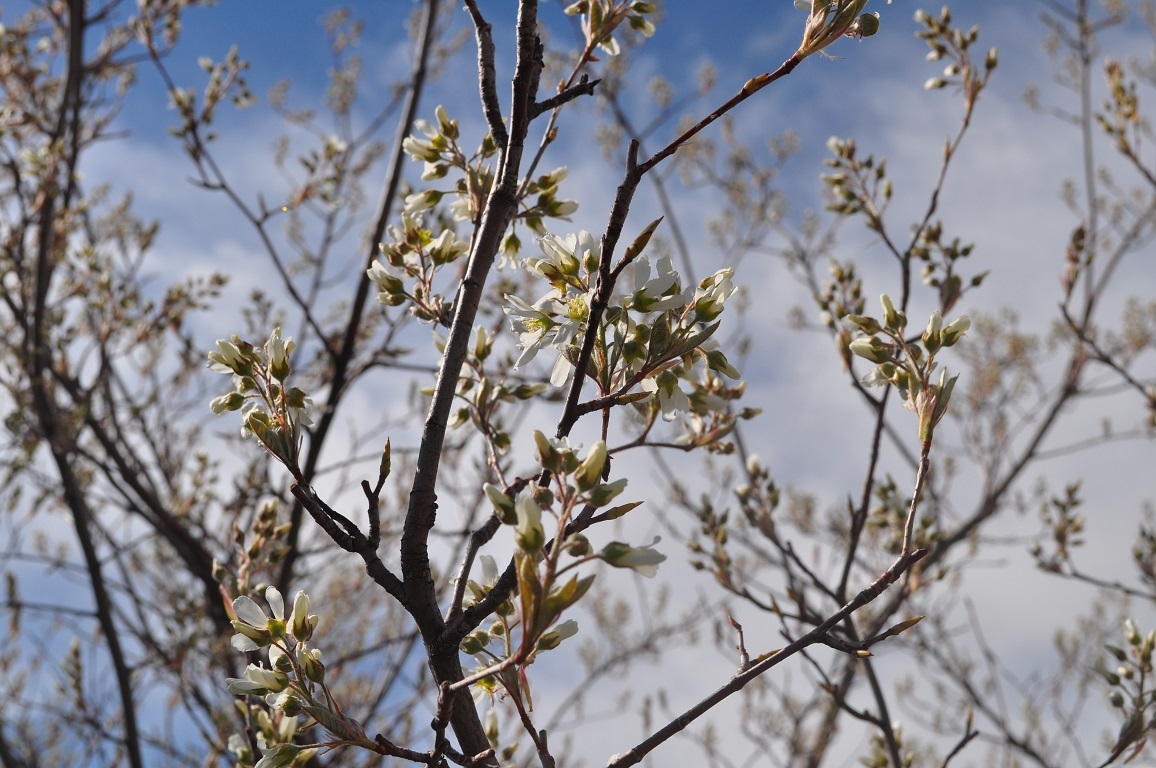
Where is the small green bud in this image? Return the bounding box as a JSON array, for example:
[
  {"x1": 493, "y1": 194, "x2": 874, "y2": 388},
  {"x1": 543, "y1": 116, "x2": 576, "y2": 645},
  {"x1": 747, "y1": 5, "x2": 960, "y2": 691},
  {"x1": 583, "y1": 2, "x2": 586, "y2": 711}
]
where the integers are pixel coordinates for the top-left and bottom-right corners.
[
  {"x1": 460, "y1": 632, "x2": 486, "y2": 655},
  {"x1": 566, "y1": 534, "x2": 592, "y2": 557},
  {"x1": 706, "y1": 349, "x2": 741, "y2": 379},
  {"x1": 277, "y1": 693, "x2": 304, "y2": 717},
  {"x1": 856, "y1": 12, "x2": 880, "y2": 37}
]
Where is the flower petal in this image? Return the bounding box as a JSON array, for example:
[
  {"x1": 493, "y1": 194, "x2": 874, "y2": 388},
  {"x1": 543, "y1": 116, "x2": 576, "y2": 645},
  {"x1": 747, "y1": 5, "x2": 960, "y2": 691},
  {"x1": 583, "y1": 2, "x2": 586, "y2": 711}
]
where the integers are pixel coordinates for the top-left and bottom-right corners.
[{"x1": 232, "y1": 595, "x2": 268, "y2": 627}]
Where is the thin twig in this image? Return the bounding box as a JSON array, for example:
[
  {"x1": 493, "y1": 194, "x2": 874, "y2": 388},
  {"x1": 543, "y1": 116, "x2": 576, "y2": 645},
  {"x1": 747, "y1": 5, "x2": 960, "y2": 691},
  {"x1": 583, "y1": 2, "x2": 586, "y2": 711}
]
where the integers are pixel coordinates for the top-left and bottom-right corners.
[{"x1": 606, "y1": 547, "x2": 927, "y2": 767}]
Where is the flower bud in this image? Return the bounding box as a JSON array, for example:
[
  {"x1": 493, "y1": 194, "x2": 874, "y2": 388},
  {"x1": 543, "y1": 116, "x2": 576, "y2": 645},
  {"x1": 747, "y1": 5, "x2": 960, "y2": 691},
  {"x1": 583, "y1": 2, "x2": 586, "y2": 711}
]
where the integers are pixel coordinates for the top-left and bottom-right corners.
[
  {"x1": 574, "y1": 440, "x2": 608, "y2": 491},
  {"x1": 289, "y1": 591, "x2": 317, "y2": 642},
  {"x1": 598, "y1": 538, "x2": 666, "y2": 577},
  {"x1": 880, "y1": 293, "x2": 905, "y2": 331},
  {"x1": 268, "y1": 643, "x2": 293, "y2": 673},
  {"x1": 922, "y1": 312, "x2": 943, "y2": 354},
  {"x1": 842, "y1": 314, "x2": 882, "y2": 335},
  {"x1": 246, "y1": 663, "x2": 289, "y2": 693},
  {"x1": 208, "y1": 338, "x2": 253, "y2": 376},
  {"x1": 210, "y1": 391, "x2": 246, "y2": 414},
  {"x1": 533, "y1": 430, "x2": 562, "y2": 474},
  {"x1": 515, "y1": 491, "x2": 545, "y2": 554},
  {"x1": 566, "y1": 534, "x2": 592, "y2": 557},
  {"x1": 849, "y1": 336, "x2": 893, "y2": 365},
  {"x1": 297, "y1": 646, "x2": 325, "y2": 683},
  {"x1": 266, "y1": 329, "x2": 294, "y2": 382},
  {"x1": 535, "y1": 619, "x2": 579, "y2": 652},
  {"x1": 483, "y1": 483, "x2": 516, "y2": 524},
  {"x1": 940, "y1": 315, "x2": 971, "y2": 347}
]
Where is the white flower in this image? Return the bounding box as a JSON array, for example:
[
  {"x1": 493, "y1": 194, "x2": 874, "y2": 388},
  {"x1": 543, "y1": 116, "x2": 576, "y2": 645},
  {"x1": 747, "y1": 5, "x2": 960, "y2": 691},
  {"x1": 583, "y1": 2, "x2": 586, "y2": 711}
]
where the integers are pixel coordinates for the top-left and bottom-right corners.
[
  {"x1": 534, "y1": 619, "x2": 579, "y2": 653},
  {"x1": 515, "y1": 490, "x2": 545, "y2": 553},
  {"x1": 628, "y1": 255, "x2": 685, "y2": 312},
  {"x1": 224, "y1": 663, "x2": 289, "y2": 695},
  {"x1": 860, "y1": 366, "x2": 891, "y2": 388},
  {"x1": 208, "y1": 338, "x2": 249, "y2": 375},
  {"x1": 641, "y1": 371, "x2": 690, "y2": 421},
  {"x1": 550, "y1": 199, "x2": 579, "y2": 218},
  {"x1": 503, "y1": 290, "x2": 588, "y2": 387},
  {"x1": 402, "y1": 135, "x2": 440, "y2": 163},
  {"x1": 210, "y1": 391, "x2": 245, "y2": 414},
  {"x1": 941, "y1": 314, "x2": 971, "y2": 346},
  {"x1": 289, "y1": 590, "x2": 317, "y2": 642},
  {"x1": 527, "y1": 232, "x2": 581, "y2": 283},
  {"x1": 428, "y1": 229, "x2": 469, "y2": 263},
  {"x1": 573, "y1": 229, "x2": 600, "y2": 273},
  {"x1": 403, "y1": 189, "x2": 440, "y2": 214},
  {"x1": 253, "y1": 741, "x2": 302, "y2": 768},
  {"x1": 449, "y1": 195, "x2": 474, "y2": 222},
  {"x1": 266, "y1": 328, "x2": 294, "y2": 381},
  {"x1": 480, "y1": 554, "x2": 499, "y2": 585},
  {"x1": 599, "y1": 538, "x2": 666, "y2": 577},
  {"x1": 547, "y1": 350, "x2": 571, "y2": 387},
  {"x1": 691, "y1": 268, "x2": 736, "y2": 323},
  {"x1": 289, "y1": 392, "x2": 314, "y2": 429},
  {"x1": 504, "y1": 294, "x2": 559, "y2": 368},
  {"x1": 229, "y1": 586, "x2": 286, "y2": 651}
]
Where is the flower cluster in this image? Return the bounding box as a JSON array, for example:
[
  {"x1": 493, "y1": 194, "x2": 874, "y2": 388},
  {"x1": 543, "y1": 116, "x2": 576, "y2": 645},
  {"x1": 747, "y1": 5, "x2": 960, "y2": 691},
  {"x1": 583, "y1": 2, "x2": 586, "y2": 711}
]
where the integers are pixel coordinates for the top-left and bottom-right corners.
[
  {"x1": 400, "y1": 105, "x2": 577, "y2": 235},
  {"x1": 368, "y1": 213, "x2": 470, "y2": 325},
  {"x1": 794, "y1": 0, "x2": 891, "y2": 60},
  {"x1": 1093, "y1": 619, "x2": 1156, "y2": 763},
  {"x1": 822, "y1": 138, "x2": 987, "y2": 317},
  {"x1": 504, "y1": 227, "x2": 743, "y2": 430},
  {"x1": 564, "y1": 1, "x2": 657, "y2": 58},
  {"x1": 224, "y1": 587, "x2": 375, "y2": 767},
  {"x1": 208, "y1": 329, "x2": 313, "y2": 473},
  {"x1": 462, "y1": 433, "x2": 666, "y2": 711},
  {"x1": 845, "y1": 293, "x2": 970, "y2": 441},
  {"x1": 917, "y1": 5, "x2": 998, "y2": 109}
]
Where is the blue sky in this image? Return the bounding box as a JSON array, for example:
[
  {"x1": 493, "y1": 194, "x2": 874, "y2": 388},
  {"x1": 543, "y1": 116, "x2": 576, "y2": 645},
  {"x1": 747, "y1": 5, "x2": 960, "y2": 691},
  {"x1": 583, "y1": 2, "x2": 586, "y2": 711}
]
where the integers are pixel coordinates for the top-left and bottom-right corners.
[{"x1": 10, "y1": 0, "x2": 1156, "y2": 764}]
